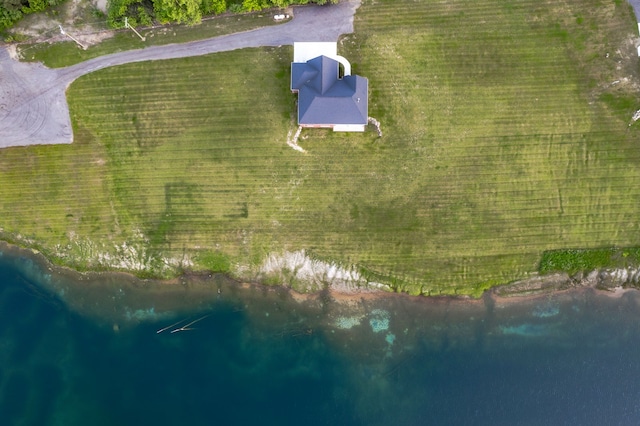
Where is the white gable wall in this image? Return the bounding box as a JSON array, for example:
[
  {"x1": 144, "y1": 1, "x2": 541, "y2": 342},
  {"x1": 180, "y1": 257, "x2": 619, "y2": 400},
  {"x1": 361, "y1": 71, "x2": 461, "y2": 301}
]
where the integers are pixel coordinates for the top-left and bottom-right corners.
[
  {"x1": 333, "y1": 124, "x2": 366, "y2": 132},
  {"x1": 293, "y1": 42, "x2": 337, "y2": 63},
  {"x1": 293, "y1": 42, "x2": 352, "y2": 75}
]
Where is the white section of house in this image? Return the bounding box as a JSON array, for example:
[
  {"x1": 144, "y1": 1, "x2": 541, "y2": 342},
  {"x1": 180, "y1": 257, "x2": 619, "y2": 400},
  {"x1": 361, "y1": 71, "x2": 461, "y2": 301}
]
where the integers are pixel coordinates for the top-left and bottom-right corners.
[
  {"x1": 333, "y1": 124, "x2": 366, "y2": 132},
  {"x1": 293, "y1": 42, "x2": 351, "y2": 75},
  {"x1": 293, "y1": 42, "x2": 338, "y2": 62},
  {"x1": 333, "y1": 55, "x2": 351, "y2": 76}
]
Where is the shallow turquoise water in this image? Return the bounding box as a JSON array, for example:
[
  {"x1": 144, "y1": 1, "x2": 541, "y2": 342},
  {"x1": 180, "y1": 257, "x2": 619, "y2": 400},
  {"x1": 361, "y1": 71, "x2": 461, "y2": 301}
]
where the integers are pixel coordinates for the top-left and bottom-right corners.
[{"x1": 2, "y1": 249, "x2": 640, "y2": 425}]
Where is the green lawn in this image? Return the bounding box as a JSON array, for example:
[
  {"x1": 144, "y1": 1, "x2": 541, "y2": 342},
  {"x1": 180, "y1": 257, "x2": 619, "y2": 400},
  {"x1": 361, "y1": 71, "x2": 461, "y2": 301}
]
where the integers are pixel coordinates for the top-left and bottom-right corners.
[{"x1": 1, "y1": 0, "x2": 640, "y2": 295}]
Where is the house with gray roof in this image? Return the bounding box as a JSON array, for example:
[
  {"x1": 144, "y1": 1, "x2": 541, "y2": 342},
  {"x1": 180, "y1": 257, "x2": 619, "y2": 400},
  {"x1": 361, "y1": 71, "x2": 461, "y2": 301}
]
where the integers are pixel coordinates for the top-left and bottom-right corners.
[{"x1": 290, "y1": 42, "x2": 368, "y2": 132}]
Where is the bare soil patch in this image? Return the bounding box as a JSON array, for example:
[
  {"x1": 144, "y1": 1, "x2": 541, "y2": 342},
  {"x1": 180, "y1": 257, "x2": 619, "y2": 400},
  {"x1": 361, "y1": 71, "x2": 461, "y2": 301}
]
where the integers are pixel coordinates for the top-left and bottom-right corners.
[{"x1": 9, "y1": 0, "x2": 111, "y2": 47}]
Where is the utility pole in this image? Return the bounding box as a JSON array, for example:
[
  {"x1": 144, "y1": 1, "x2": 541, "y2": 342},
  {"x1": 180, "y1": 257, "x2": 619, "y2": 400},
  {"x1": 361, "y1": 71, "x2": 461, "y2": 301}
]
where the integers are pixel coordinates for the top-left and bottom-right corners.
[
  {"x1": 124, "y1": 17, "x2": 146, "y2": 42},
  {"x1": 59, "y1": 25, "x2": 87, "y2": 50}
]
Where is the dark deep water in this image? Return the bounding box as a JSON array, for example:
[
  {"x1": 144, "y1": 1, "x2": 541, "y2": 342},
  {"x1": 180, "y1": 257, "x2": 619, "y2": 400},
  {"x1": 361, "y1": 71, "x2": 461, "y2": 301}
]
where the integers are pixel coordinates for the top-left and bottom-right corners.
[{"x1": 2, "y1": 248, "x2": 640, "y2": 425}]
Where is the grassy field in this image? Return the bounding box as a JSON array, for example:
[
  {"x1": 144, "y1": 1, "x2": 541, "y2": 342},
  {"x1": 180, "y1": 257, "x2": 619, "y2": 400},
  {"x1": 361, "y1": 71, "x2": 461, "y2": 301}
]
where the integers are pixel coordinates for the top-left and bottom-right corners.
[
  {"x1": 1, "y1": 0, "x2": 640, "y2": 295},
  {"x1": 540, "y1": 247, "x2": 640, "y2": 275}
]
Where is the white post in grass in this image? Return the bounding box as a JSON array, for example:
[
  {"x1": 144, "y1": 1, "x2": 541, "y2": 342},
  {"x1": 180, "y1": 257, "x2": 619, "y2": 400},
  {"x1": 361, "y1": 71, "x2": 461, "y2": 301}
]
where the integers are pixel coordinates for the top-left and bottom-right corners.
[
  {"x1": 124, "y1": 17, "x2": 146, "y2": 42},
  {"x1": 59, "y1": 25, "x2": 87, "y2": 50}
]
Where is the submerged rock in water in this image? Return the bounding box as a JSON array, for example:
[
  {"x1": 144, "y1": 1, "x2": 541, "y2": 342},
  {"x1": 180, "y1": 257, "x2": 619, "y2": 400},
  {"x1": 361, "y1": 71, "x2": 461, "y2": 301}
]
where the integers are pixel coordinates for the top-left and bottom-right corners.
[
  {"x1": 385, "y1": 333, "x2": 395, "y2": 345},
  {"x1": 369, "y1": 309, "x2": 390, "y2": 333},
  {"x1": 334, "y1": 316, "x2": 363, "y2": 330},
  {"x1": 532, "y1": 303, "x2": 560, "y2": 318},
  {"x1": 499, "y1": 323, "x2": 549, "y2": 337}
]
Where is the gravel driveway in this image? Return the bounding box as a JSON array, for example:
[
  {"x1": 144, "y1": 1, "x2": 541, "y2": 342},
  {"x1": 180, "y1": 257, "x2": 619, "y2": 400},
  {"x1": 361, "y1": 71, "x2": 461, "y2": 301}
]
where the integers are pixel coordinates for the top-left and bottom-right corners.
[{"x1": 0, "y1": 0, "x2": 360, "y2": 148}]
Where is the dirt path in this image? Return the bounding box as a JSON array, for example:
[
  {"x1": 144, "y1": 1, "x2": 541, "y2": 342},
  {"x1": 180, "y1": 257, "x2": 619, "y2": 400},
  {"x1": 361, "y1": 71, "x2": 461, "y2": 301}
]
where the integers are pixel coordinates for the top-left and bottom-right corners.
[{"x1": 0, "y1": 0, "x2": 360, "y2": 148}]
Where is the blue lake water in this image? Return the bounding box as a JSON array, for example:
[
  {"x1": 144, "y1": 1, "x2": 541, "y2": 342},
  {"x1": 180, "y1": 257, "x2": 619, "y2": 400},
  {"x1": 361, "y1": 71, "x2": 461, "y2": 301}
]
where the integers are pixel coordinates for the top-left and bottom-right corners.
[{"x1": 2, "y1": 247, "x2": 640, "y2": 425}]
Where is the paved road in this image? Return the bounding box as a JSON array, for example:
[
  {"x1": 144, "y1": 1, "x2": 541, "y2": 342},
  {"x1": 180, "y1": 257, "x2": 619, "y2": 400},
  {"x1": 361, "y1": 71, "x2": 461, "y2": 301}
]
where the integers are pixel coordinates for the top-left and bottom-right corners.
[{"x1": 0, "y1": 1, "x2": 360, "y2": 148}]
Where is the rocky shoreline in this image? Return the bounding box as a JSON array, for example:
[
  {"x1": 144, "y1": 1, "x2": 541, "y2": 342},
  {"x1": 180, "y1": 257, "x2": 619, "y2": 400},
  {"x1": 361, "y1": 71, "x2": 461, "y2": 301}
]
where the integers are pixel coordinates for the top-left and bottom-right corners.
[
  {"x1": 3, "y1": 238, "x2": 640, "y2": 311},
  {"x1": 493, "y1": 268, "x2": 640, "y2": 298}
]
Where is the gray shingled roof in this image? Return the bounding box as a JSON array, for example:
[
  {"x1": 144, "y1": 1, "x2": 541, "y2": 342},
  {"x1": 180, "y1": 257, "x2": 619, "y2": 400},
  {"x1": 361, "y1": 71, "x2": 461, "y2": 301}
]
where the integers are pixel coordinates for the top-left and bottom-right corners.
[{"x1": 291, "y1": 56, "x2": 368, "y2": 126}]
